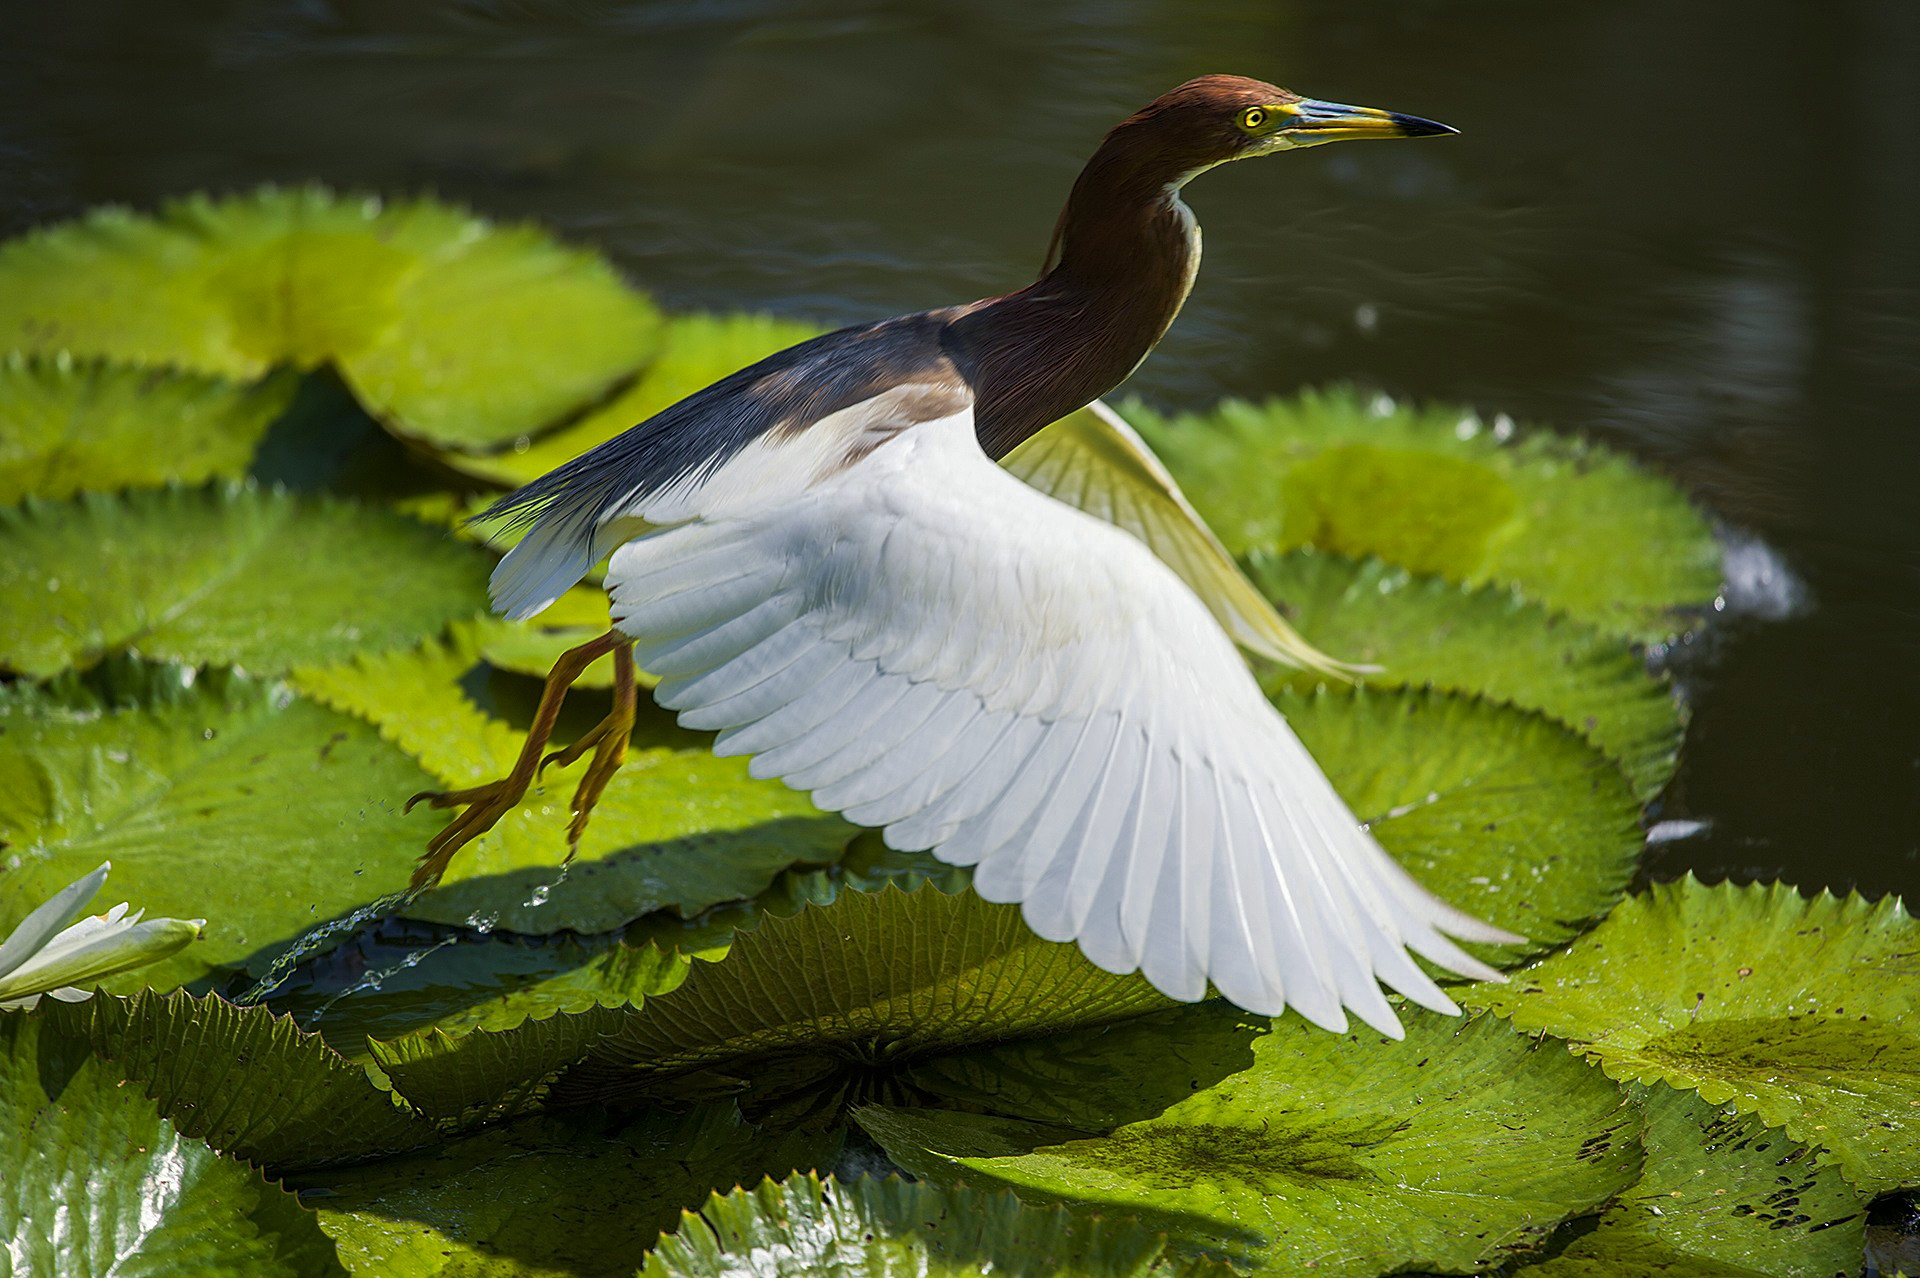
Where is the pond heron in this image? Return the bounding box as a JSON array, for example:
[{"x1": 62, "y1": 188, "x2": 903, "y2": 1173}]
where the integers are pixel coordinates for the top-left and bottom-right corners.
[{"x1": 410, "y1": 75, "x2": 1518, "y2": 1034}]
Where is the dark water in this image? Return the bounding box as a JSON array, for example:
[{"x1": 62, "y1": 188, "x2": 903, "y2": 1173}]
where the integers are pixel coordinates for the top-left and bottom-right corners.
[{"x1": 4, "y1": 0, "x2": 1916, "y2": 901}]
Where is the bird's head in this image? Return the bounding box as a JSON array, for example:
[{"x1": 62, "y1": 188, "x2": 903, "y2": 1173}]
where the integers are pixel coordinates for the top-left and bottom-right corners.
[{"x1": 1106, "y1": 74, "x2": 1456, "y2": 188}]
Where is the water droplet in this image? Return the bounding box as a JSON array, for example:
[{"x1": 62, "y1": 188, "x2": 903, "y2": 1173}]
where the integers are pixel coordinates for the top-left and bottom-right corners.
[{"x1": 1492, "y1": 413, "x2": 1516, "y2": 443}]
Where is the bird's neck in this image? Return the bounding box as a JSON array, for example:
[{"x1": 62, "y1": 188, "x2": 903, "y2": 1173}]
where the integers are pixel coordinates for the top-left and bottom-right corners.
[{"x1": 955, "y1": 173, "x2": 1202, "y2": 459}]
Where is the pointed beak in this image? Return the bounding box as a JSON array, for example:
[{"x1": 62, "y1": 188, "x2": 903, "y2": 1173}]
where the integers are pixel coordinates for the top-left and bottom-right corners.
[{"x1": 1282, "y1": 98, "x2": 1458, "y2": 144}]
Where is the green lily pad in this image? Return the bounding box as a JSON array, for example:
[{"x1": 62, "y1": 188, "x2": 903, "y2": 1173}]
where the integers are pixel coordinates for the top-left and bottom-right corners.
[
  {"x1": 443, "y1": 311, "x2": 823, "y2": 485},
  {"x1": 0, "y1": 483, "x2": 492, "y2": 678},
  {"x1": 289, "y1": 625, "x2": 856, "y2": 934},
  {"x1": 473, "y1": 585, "x2": 636, "y2": 690},
  {"x1": 859, "y1": 1011, "x2": 1640, "y2": 1278},
  {"x1": 1254, "y1": 550, "x2": 1683, "y2": 799},
  {"x1": 307, "y1": 1103, "x2": 837, "y2": 1278},
  {"x1": 0, "y1": 673, "x2": 439, "y2": 991},
  {"x1": 0, "y1": 355, "x2": 296, "y2": 504},
  {"x1": 0, "y1": 1011, "x2": 345, "y2": 1277},
  {"x1": 45, "y1": 989, "x2": 439, "y2": 1171},
  {"x1": 1517, "y1": 1083, "x2": 1867, "y2": 1278},
  {"x1": 1284, "y1": 686, "x2": 1644, "y2": 962},
  {"x1": 1130, "y1": 388, "x2": 1722, "y2": 641},
  {"x1": 557, "y1": 885, "x2": 1174, "y2": 1113},
  {"x1": 645, "y1": 1173, "x2": 1231, "y2": 1277},
  {"x1": 0, "y1": 187, "x2": 660, "y2": 451},
  {"x1": 1466, "y1": 877, "x2": 1920, "y2": 1193}
]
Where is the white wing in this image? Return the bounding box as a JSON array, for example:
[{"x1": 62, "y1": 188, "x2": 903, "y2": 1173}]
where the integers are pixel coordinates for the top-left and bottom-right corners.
[
  {"x1": 567, "y1": 388, "x2": 1513, "y2": 1037},
  {"x1": 1002, "y1": 401, "x2": 1373, "y2": 678}
]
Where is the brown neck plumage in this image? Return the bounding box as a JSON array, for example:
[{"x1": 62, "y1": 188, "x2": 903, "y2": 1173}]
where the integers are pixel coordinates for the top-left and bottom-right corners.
[{"x1": 953, "y1": 121, "x2": 1204, "y2": 460}]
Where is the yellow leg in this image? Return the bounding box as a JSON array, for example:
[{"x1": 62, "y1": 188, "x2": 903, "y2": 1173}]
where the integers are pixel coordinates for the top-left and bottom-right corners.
[
  {"x1": 539, "y1": 642, "x2": 638, "y2": 854},
  {"x1": 406, "y1": 630, "x2": 633, "y2": 889}
]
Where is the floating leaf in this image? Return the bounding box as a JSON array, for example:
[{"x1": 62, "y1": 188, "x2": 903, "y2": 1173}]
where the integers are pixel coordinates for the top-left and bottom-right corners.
[
  {"x1": 0, "y1": 1011, "x2": 345, "y2": 1277},
  {"x1": 290, "y1": 625, "x2": 855, "y2": 934},
  {"x1": 0, "y1": 675, "x2": 438, "y2": 991},
  {"x1": 860, "y1": 1012, "x2": 1640, "y2": 1278},
  {"x1": 1256, "y1": 550, "x2": 1683, "y2": 798},
  {"x1": 1285, "y1": 687, "x2": 1644, "y2": 960},
  {"x1": 0, "y1": 483, "x2": 491, "y2": 678},
  {"x1": 45, "y1": 989, "x2": 439, "y2": 1171},
  {"x1": 0, "y1": 187, "x2": 660, "y2": 450},
  {"x1": 443, "y1": 311, "x2": 823, "y2": 484},
  {"x1": 1517, "y1": 1083, "x2": 1867, "y2": 1278},
  {"x1": 0, "y1": 356, "x2": 295, "y2": 504},
  {"x1": 308, "y1": 1103, "x2": 836, "y2": 1278},
  {"x1": 1466, "y1": 878, "x2": 1920, "y2": 1193},
  {"x1": 645, "y1": 1173, "x2": 1228, "y2": 1277},
  {"x1": 1132, "y1": 389, "x2": 1721, "y2": 641},
  {"x1": 558, "y1": 886, "x2": 1173, "y2": 1111}
]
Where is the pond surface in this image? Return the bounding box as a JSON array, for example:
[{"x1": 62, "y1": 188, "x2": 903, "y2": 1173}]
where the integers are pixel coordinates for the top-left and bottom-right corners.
[{"x1": 5, "y1": 0, "x2": 1915, "y2": 900}]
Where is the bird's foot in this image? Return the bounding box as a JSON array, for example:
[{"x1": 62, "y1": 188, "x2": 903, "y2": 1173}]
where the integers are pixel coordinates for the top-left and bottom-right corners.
[
  {"x1": 405, "y1": 629, "x2": 631, "y2": 890},
  {"x1": 538, "y1": 642, "x2": 638, "y2": 852}
]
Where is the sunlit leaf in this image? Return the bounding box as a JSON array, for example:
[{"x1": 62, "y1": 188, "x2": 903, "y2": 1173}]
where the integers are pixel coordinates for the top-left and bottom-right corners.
[
  {"x1": 645, "y1": 1173, "x2": 1230, "y2": 1277},
  {"x1": 1006, "y1": 402, "x2": 1354, "y2": 676},
  {"x1": 0, "y1": 674, "x2": 439, "y2": 991},
  {"x1": 0, "y1": 355, "x2": 295, "y2": 504},
  {"x1": 1285, "y1": 686, "x2": 1644, "y2": 961},
  {"x1": 1466, "y1": 877, "x2": 1920, "y2": 1193},
  {"x1": 1256, "y1": 550, "x2": 1683, "y2": 798},
  {"x1": 44, "y1": 990, "x2": 439, "y2": 1171},
  {"x1": 0, "y1": 483, "x2": 491, "y2": 678},
  {"x1": 859, "y1": 1011, "x2": 1640, "y2": 1278},
  {"x1": 0, "y1": 187, "x2": 660, "y2": 450},
  {"x1": 473, "y1": 585, "x2": 636, "y2": 690},
  {"x1": 0, "y1": 1011, "x2": 345, "y2": 1277},
  {"x1": 289, "y1": 625, "x2": 855, "y2": 934},
  {"x1": 442, "y1": 311, "x2": 823, "y2": 484},
  {"x1": 307, "y1": 1103, "x2": 837, "y2": 1278},
  {"x1": 1516, "y1": 1083, "x2": 1867, "y2": 1278},
  {"x1": 558, "y1": 886, "x2": 1173, "y2": 1111},
  {"x1": 1131, "y1": 388, "x2": 1722, "y2": 641}
]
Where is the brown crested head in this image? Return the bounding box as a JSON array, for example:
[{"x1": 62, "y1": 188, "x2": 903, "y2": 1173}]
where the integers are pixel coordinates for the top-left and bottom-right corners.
[{"x1": 1103, "y1": 75, "x2": 1306, "y2": 184}]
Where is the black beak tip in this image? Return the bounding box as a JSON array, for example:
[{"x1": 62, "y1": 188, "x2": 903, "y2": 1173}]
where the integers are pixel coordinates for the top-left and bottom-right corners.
[{"x1": 1392, "y1": 112, "x2": 1458, "y2": 138}]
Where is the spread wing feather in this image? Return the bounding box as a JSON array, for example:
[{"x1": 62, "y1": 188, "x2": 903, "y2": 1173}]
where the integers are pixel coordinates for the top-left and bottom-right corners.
[{"x1": 584, "y1": 392, "x2": 1513, "y2": 1035}]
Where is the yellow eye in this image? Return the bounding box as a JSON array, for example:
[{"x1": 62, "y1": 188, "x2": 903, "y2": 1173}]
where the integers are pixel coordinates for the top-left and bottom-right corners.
[{"x1": 1239, "y1": 106, "x2": 1267, "y2": 131}]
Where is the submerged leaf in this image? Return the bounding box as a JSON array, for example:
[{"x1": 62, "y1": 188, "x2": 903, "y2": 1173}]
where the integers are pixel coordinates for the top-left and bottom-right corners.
[
  {"x1": 1467, "y1": 877, "x2": 1920, "y2": 1193},
  {"x1": 0, "y1": 483, "x2": 491, "y2": 678},
  {"x1": 1285, "y1": 686, "x2": 1644, "y2": 960},
  {"x1": 645, "y1": 1173, "x2": 1229, "y2": 1277},
  {"x1": 0, "y1": 676, "x2": 439, "y2": 991},
  {"x1": 1255, "y1": 550, "x2": 1683, "y2": 798},
  {"x1": 1133, "y1": 388, "x2": 1722, "y2": 641},
  {"x1": 860, "y1": 1011, "x2": 1640, "y2": 1278},
  {"x1": 307, "y1": 1103, "x2": 836, "y2": 1278},
  {"x1": 0, "y1": 187, "x2": 660, "y2": 449},
  {"x1": 0, "y1": 1012, "x2": 345, "y2": 1277},
  {"x1": 290, "y1": 626, "x2": 855, "y2": 934},
  {"x1": 0, "y1": 356, "x2": 295, "y2": 504},
  {"x1": 45, "y1": 990, "x2": 439, "y2": 1171},
  {"x1": 1516, "y1": 1083, "x2": 1867, "y2": 1278}
]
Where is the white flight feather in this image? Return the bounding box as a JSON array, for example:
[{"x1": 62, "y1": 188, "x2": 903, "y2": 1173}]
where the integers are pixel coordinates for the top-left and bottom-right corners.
[{"x1": 503, "y1": 390, "x2": 1518, "y2": 1032}]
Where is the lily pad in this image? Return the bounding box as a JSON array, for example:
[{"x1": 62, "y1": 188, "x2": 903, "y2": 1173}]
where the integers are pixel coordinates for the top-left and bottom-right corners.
[
  {"x1": 645, "y1": 1173, "x2": 1230, "y2": 1277},
  {"x1": 0, "y1": 355, "x2": 295, "y2": 504},
  {"x1": 443, "y1": 311, "x2": 823, "y2": 485},
  {"x1": 0, "y1": 187, "x2": 660, "y2": 451},
  {"x1": 1254, "y1": 550, "x2": 1683, "y2": 798},
  {"x1": 474, "y1": 585, "x2": 635, "y2": 690},
  {"x1": 859, "y1": 1011, "x2": 1640, "y2": 1278},
  {"x1": 289, "y1": 625, "x2": 856, "y2": 934},
  {"x1": 307, "y1": 1103, "x2": 837, "y2": 1278},
  {"x1": 1283, "y1": 686, "x2": 1644, "y2": 961},
  {"x1": 0, "y1": 483, "x2": 491, "y2": 678},
  {"x1": 46, "y1": 989, "x2": 439, "y2": 1171},
  {"x1": 1130, "y1": 388, "x2": 1722, "y2": 641},
  {"x1": 1517, "y1": 1083, "x2": 1867, "y2": 1278},
  {"x1": 0, "y1": 673, "x2": 439, "y2": 991},
  {"x1": 558, "y1": 885, "x2": 1174, "y2": 1112},
  {"x1": 0, "y1": 1011, "x2": 345, "y2": 1277},
  {"x1": 1466, "y1": 877, "x2": 1920, "y2": 1193}
]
